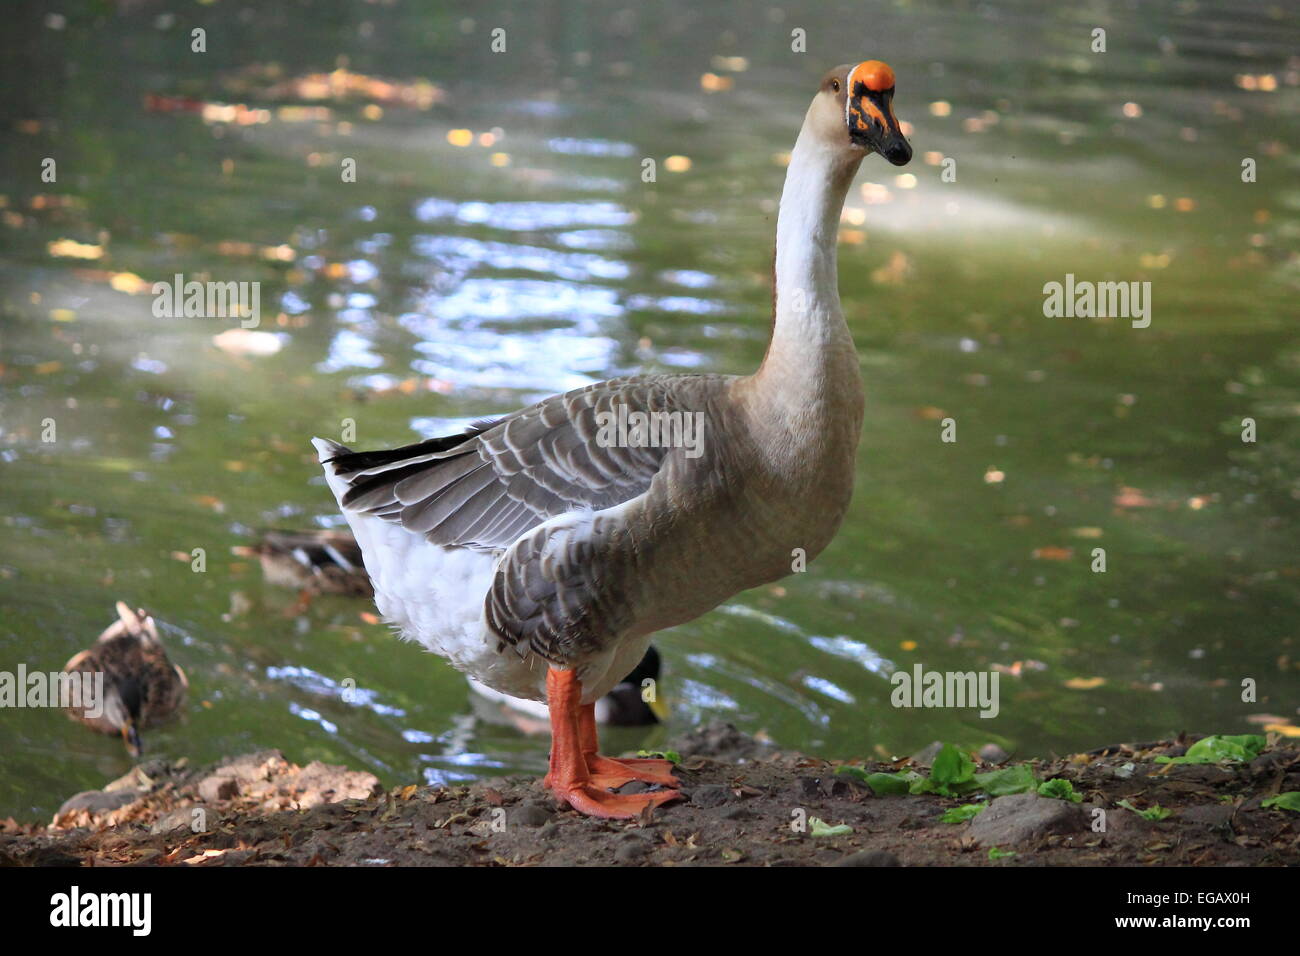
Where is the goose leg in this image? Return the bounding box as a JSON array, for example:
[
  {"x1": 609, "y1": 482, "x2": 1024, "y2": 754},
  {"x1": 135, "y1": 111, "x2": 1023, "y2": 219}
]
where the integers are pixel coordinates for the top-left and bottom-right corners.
[
  {"x1": 579, "y1": 703, "x2": 679, "y2": 788},
  {"x1": 544, "y1": 667, "x2": 680, "y2": 819}
]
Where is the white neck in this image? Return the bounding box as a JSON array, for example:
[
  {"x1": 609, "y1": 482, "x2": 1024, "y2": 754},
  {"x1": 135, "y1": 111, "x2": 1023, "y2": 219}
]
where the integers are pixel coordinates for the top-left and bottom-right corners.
[{"x1": 753, "y1": 117, "x2": 863, "y2": 393}]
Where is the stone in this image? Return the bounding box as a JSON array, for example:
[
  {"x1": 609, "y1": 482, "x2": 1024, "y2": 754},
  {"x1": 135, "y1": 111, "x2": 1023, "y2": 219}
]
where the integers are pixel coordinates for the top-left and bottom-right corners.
[
  {"x1": 978, "y1": 744, "x2": 1010, "y2": 765},
  {"x1": 289, "y1": 761, "x2": 382, "y2": 807},
  {"x1": 969, "y1": 793, "x2": 1086, "y2": 847},
  {"x1": 1180, "y1": 804, "x2": 1235, "y2": 830},
  {"x1": 689, "y1": 784, "x2": 731, "y2": 808},
  {"x1": 510, "y1": 803, "x2": 554, "y2": 828},
  {"x1": 55, "y1": 789, "x2": 141, "y2": 818},
  {"x1": 614, "y1": 841, "x2": 650, "y2": 863},
  {"x1": 669, "y1": 721, "x2": 777, "y2": 763},
  {"x1": 150, "y1": 807, "x2": 198, "y2": 835},
  {"x1": 197, "y1": 774, "x2": 239, "y2": 803}
]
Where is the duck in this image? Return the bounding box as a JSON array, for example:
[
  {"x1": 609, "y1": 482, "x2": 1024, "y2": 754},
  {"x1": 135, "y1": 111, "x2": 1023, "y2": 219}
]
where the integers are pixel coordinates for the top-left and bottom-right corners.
[
  {"x1": 314, "y1": 60, "x2": 911, "y2": 818},
  {"x1": 468, "y1": 644, "x2": 666, "y2": 733},
  {"x1": 236, "y1": 529, "x2": 374, "y2": 597},
  {"x1": 63, "y1": 602, "x2": 188, "y2": 758}
]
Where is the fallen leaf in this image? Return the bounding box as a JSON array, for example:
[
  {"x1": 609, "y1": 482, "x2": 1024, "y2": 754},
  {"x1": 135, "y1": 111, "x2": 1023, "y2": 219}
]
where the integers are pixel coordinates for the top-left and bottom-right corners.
[
  {"x1": 1114, "y1": 487, "x2": 1156, "y2": 508},
  {"x1": 1263, "y1": 723, "x2": 1300, "y2": 738},
  {"x1": 1064, "y1": 677, "x2": 1106, "y2": 690},
  {"x1": 1032, "y1": 546, "x2": 1073, "y2": 561}
]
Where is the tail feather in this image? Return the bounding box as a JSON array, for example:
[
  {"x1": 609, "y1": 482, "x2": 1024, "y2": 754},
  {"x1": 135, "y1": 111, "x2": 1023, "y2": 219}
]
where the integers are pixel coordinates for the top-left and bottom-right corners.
[{"x1": 313, "y1": 437, "x2": 354, "y2": 503}]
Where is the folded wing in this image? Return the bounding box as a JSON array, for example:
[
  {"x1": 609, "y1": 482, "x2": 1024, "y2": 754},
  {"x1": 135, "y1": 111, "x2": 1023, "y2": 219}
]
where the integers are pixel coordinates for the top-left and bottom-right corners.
[{"x1": 322, "y1": 375, "x2": 711, "y2": 554}]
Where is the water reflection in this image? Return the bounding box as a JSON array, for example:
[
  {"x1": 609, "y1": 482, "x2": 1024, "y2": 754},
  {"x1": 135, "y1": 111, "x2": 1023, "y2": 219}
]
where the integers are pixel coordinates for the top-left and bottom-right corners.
[
  {"x1": 412, "y1": 197, "x2": 635, "y2": 231},
  {"x1": 412, "y1": 234, "x2": 630, "y2": 282}
]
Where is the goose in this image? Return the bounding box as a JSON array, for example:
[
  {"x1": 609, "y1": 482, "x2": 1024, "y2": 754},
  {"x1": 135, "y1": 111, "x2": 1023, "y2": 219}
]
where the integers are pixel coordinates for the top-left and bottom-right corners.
[
  {"x1": 314, "y1": 60, "x2": 911, "y2": 818},
  {"x1": 63, "y1": 602, "x2": 188, "y2": 758}
]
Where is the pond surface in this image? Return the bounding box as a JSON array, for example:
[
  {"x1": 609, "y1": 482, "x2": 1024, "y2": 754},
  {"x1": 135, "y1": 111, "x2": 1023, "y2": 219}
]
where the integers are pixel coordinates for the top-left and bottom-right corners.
[{"x1": 1, "y1": 0, "x2": 1297, "y2": 819}]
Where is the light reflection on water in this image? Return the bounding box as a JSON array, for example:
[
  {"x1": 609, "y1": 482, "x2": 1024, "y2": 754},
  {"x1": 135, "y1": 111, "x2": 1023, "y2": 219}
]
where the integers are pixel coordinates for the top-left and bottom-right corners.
[{"x1": 412, "y1": 197, "x2": 636, "y2": 231}]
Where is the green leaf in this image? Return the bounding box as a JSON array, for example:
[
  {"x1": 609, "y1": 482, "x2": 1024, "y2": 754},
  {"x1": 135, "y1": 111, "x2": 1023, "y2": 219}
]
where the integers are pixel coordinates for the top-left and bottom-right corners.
[
  {"x1": 809, "y1": 817, "x2": 853, "y2": 837},
  {"x1": 941, "y1": 803, "x2": 986, "y2": 823},
  {"x1": 1262, "y1": 792, "x2": 1300, "y2": 812},
  {"x1": 1117, "y1": 799, "x2": 1172, "y2": 821},
  {"x1": 974, "y1": 765, "x2": 1038, "y2": 796},
  {"x1": 636, "y1": 749, "x2": 681, "y2": 764},
  {"x1": 988, "y1": 847, "x2": 1017, "y2": 860},
  {"x1": 853, "y1": 757, "x2": 1036, "y2": 800},
  {"x1": 928, "y1": 744, "x2": 976, "y2": 796},
  {"x1": 1037, "y1": 778, "x2": 1083, "y2": 802},
  {"x1": 1153, "y1": 734, "x2": 1266, "y2": 765}
]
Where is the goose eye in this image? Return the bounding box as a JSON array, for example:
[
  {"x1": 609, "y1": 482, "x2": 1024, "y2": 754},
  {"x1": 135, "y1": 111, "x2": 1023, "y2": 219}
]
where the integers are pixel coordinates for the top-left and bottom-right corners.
[{"x1": 831, "y1": 79, "x2": 840, "y2": 92}]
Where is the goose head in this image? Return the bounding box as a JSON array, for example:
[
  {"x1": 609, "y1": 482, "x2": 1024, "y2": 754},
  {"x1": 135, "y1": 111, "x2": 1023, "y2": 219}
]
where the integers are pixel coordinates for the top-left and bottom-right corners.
[{"x1": 812, "y1": 61, "x2": 912, "y2": 166}]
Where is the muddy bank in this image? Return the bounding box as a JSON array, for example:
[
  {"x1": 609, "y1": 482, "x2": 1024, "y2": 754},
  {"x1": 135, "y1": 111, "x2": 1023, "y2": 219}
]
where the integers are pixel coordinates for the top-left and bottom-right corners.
[{"x1": 3, "y1": 724, "x2": 1297, "y2": 866}]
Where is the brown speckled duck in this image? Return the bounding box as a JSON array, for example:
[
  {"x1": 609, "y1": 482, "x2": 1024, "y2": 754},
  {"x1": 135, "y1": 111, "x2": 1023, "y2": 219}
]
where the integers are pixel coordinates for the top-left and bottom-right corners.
[{"x1": 63, "y1": 602, "x2": 188, "y2": 757}]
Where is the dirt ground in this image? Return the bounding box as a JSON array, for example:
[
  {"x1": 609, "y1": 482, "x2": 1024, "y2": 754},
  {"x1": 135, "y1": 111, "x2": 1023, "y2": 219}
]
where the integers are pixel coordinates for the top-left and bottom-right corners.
[{"x1": 3, "y1": 723, "x2": 1297, "y2": 866}]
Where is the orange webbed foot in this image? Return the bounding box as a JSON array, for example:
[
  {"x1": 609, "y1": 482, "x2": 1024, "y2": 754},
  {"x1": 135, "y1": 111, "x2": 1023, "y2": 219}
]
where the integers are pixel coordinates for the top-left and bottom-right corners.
[
  {"x1": 551, "y1": 782, "x2": 681, "y2": 819},
  {"x1": 544, "y1": 668, "x2": 682, "y2": 820},
  {"x1": 585, "y1": 754, "x2": 679, "y2": 789}
]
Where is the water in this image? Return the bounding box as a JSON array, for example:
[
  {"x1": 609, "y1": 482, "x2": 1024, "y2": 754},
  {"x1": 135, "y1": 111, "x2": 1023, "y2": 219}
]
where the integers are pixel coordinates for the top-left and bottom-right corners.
[{"x1": 1, "y1": 0, "x2": 1297, "y2": 819}]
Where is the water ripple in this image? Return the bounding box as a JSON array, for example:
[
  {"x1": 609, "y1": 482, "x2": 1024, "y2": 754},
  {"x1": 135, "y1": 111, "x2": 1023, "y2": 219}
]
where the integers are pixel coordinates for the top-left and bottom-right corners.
[{"x1": 413, "y1": 197, "x2": 635, "y2": 231}]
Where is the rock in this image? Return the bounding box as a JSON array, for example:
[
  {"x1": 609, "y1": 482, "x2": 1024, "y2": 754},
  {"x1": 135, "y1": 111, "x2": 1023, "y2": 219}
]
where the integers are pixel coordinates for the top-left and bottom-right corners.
[
  {"x1": 1181, "y1": 804, "x2": 1235, "y2": 830},
  {"x1": 55, "y1": 788, "x2": 142, "y2": 818},
  {"x1": 104, "y1": 760, "x2": 170, "y2": 792},
  {"x1": 827, "y1": 777, "x2": 860, "y2": 797},
  {"x1": 212, "y1": 750, "x2": 288, "y2": 783},
  {"x1": 797, "y1": 777, "x2": 823, "y2": 800},
  {"x1": 1170, "y1": 765, "x2": 1234, "y2": 786},
  {"x1": 835, "y1": 850, "x2": 900, "y2": 867},
  {"x1": 1249, "y1": 752, "x2": 1290, "y2": 775},
  {"x1": 509, "y1": 803, "x2": 553, "y2": 828},
  {"x1": 670, "y1": 721, "x2": 776, "y2": 763},
  {"x1": 535, "y1": 820, "x2": 559, "y2": 840},
  {"x1": 689, "y1": 784, "x2": 731, "y2": 808},
  {"x1": 969, "y1": 793, "x2": 1086, "y2": 847},
  {"x1": 150, "y1": 807, "x2": 197, "y2": 835},
  {"x1": 614, "y1": 841, "x2": 649, "y2": 863},
  {"x1": 289, "y1": 761, "x2": 382, "y2": 807},
  {"x1": 197, "y1": 774, "x2": 240, "y2": 803},
  {"x1": 1103, "y1": 805, "x2": 1155, "y2": 836},
  {"x1": 979, "y1": 744, "x2": 1010, "y2": 765}
]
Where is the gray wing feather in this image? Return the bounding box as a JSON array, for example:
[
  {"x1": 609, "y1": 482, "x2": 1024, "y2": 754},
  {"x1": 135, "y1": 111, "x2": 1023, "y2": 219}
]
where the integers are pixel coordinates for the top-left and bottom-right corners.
[
  {"x1": 323, "y1": 374, "x2": 733, "y2": 664},
  {"x1": 327, "y1": 376, "x2": 713, "y2": 552}
]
